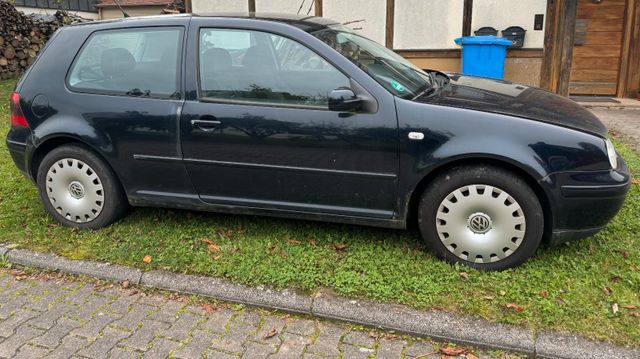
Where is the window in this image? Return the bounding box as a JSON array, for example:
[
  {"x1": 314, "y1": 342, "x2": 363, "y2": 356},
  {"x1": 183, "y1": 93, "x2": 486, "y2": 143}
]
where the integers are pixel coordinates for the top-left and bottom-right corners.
[
  {"x1": 68, "y1": 28, "x2": 182, "y2": 99},
  {"x1": 199, "y1": 28, "x2": 350, "y2": 108}
]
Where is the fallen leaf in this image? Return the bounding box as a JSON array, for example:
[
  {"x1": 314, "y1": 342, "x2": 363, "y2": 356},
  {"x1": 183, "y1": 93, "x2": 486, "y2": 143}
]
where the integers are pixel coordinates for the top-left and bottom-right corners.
[
  {"x1": 200, "y1": 238, "x2": 215, "y2": 245},
  {"x1": 143, "y1": 255, "x2": 152, "y2": 264},
  {"x1": 556, "y1": 297, "x2": 566, "y2": 306},
  {"x1": 308, "y1": 240, "x2": 318, "y2": 247},
  {"x1": 207, "y1": 244, "x2": 221, "y2": 253},
  {"x1": 631, "y1": 177, "x2": 640, "y2": 185},
  {"x1": 213, "y1": 255, "x2": 222, "y2": 261},
  {"x1": 505, "y1": 303, "x2": 524, "y2": 312},
  {"x1": 466, "y1": 353, "x2": 479, "y2": 359},
  {"x1": 483, "y1": 296, "x2": 494, "y2": 300},
  {"x1": 539, "y1": 290, "x2": 549, "y2": 298},
  {"x1": 622, "y1": 250, "x2": 630, "y2": 259},
  {"x1": 459, "y1": 272, "x2": 469, "y2": 280},
  {"x1": 334, "y1": 243, "x2": 348, "y2": 250},
  {"x1": 287, "y1": 239, "x2": 301, "y2": 245},
  {"x1": 217, "y1": 228, "x2": 233, "y2": 239},
  {"x1": 612, "y1": 303, "x2": 619, "y2": 314},
  {"x1": 263, "y1": 328, "x2": 278, "y2": 339},
  {"x1": 121, "y1": 280, "x2": 130, "y2": 289},
  {"x1": 629, "y1": 311, "x2": 640, "y2": 317},
  {"x1": 603, "y1": 286, "x2": 612, "y2": 295},
  {"x1": 439, "y1": 347, "x2": 468, "y2": 356},
  {"x1": 621, "y1": 305, "x2": 638, "y2": 309},
  {"x1": 202, "y1": 303, "x2": 216, "y2": 314}
]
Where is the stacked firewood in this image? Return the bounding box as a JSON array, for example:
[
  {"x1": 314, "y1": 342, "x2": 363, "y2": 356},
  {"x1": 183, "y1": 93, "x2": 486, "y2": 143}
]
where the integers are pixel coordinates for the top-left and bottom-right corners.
[{"x1": 0, "y1": 1, "x2": 89, "y2": 79}]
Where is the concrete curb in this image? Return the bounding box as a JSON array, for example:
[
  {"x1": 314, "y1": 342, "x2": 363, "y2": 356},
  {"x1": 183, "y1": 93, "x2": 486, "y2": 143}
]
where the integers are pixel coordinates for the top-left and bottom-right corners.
[
  {"x1": 6, "y1": 249, "x2": 143, "y2": 285},
  {"x1": 2, "y1": 244, "x2": 639, "y2": 358},
  {"x1": 140, "y1": 270, "x2": 312, "y2": 314}
]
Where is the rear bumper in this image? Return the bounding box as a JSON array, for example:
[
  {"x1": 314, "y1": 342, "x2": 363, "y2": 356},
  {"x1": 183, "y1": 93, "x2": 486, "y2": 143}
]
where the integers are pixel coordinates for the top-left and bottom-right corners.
[
  {"x1": 545, "y1": 157, "x2": 631, "y2": 245},
  {"x1": 6, "y1": 138, "x2": 29, "y2": 177}
]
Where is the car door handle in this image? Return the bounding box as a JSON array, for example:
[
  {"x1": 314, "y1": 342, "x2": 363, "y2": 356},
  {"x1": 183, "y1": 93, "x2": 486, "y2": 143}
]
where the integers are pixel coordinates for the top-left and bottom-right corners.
[{"x1": 191, "y1": 118, "x2": 221, "y2": 132}]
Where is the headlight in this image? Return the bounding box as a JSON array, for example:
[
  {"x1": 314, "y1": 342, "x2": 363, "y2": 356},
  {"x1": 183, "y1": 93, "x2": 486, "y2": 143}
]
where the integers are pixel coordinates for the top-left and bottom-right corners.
[{"x1": 605, "y1": 139, "x2": 618, "y2": 169}]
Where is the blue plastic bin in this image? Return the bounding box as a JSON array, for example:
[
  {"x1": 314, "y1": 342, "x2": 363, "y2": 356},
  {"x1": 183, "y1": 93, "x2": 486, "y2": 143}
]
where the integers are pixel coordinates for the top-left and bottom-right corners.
[{"x1": 454, "y1": 36, "x2": 512, "y2": 79}]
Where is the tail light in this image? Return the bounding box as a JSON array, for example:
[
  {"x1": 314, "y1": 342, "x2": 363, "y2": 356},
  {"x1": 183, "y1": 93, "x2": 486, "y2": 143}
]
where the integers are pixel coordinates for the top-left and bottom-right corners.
[{"x1": 10, "y1": 92, "x2": 28, "y2": 127}]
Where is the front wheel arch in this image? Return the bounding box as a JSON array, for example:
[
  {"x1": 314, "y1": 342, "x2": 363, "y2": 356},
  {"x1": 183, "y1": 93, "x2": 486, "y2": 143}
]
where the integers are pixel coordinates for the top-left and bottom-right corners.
[{"x1": 405, "y1": 157, "x2": 552, "y2": 242}]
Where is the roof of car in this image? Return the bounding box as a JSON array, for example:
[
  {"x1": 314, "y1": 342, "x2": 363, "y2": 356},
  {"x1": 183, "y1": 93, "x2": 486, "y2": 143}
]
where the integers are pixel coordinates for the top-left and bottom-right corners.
[{"x1": 71, "y1": 13, "x2": 340, "y2": 32}]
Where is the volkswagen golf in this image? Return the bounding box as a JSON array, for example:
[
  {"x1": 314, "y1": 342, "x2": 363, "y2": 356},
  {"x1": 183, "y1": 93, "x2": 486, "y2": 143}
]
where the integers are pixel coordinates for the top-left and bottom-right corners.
[{"x1": 6, "y1": 14, "x2": 630, "y2": 270}]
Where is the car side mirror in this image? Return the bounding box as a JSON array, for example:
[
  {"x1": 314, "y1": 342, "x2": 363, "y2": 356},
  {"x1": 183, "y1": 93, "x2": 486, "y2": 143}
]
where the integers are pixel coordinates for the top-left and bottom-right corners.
[{"x1": 328, "y1": 87, "x2": 362, "y2": 112}]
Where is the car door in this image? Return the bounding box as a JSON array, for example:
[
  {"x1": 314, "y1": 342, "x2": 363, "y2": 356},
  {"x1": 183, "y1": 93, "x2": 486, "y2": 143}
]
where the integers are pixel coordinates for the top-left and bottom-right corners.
[{"x1": 180, "y1": 24, "x2": 399, "y2": 219}]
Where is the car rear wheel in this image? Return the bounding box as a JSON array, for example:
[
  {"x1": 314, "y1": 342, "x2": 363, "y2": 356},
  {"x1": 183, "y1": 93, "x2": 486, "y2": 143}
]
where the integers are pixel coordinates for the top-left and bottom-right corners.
[
  {"x1": 418, "y1": 165, "x2": 543, "y2": 270},
  {"x1": 36, "y1": 145, "x2": 127, "y2": 229}
]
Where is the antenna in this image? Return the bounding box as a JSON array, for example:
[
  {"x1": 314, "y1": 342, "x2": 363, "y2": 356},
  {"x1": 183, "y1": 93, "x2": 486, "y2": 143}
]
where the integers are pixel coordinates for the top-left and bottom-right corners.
[{"x1": 113, "y1": 0, "x2": 131, "y2": 18}]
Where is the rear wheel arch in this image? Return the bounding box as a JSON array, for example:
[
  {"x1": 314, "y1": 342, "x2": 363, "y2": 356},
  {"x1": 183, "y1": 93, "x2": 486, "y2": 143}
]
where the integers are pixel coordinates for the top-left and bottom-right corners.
[
  {"x1": 29, "y1": 137, "x2": 126, "y2": 199},
  {"x1": 405, "y1": 157, "x2": 553, "y2": 241}
]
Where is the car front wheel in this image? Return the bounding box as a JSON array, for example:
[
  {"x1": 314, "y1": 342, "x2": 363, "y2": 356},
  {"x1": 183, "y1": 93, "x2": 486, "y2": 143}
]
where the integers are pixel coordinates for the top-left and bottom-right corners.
[
  {"x1": 418, "y1": 165, "x2": 544, "y2": 270},
  {"x1": 36, "y1": 144, "x2": 127, "y2": 229}
]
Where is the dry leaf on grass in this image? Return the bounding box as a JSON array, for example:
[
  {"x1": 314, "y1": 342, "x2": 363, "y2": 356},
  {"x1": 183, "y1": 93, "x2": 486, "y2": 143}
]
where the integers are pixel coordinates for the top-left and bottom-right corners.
[
  {"x1": 287, "y1": 239, "x2": 301, "y2": 245},
  {"x1": 308, "y1": 240, "x2": 318, "y2": 247},
  {"x1": 459, "y1": 272, "x2": 469, "y2": 280},
  {"x1": 142, "y1": 255, "x2": 152, "y2": 264},
  {"x1": 612, "y1": 303, "x2": 619, "y2": 314},
  {"x1": 505, "y1": 303, "x2": 524, "y2": 312},
  {"x1": 465, "y1": 353, "x2": 479, "y2": 359},
  {"x1": 121, "y1": 280, "x2": 130, "y2": 289},
  {"x1": 621, "y1": 305, "x2": 638, "y2": 309},
  {"x1": 539, "y1": 290, "x2": 549, "y2": 298},
  {"x1": 263, "y1": 328, "x2": 278, "y2": 339},
  {"x1": 334, "y1": 243, "x2": 348, "y2": 250}
]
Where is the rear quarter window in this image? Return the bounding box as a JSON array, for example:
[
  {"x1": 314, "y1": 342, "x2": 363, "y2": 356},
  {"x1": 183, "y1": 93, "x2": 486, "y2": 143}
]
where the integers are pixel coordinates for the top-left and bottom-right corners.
[{"x1": 67, "y1": 27, "x2": 183, "y2": 99}]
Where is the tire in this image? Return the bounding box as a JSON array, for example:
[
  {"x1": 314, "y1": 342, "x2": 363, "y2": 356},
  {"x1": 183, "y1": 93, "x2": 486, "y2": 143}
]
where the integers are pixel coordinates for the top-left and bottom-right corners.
[
  {"x1": 418, "y1": 165, "x2": 543, "y2": 270},
  {"x1": 36, "y1": 144, "x2": 128, "y2": 229}
]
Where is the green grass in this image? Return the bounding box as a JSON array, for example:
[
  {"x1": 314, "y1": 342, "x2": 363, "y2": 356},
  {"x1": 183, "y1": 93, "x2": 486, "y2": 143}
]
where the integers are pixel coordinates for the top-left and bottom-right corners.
[{"x1": 1, "y1": 79, "x2": 638, "y2": 345}]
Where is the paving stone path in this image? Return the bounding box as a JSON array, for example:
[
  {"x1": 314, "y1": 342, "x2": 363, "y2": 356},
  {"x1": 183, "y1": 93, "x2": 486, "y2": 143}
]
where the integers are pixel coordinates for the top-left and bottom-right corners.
[
  {"x1": 590, "y1": 108, "x2": 640, "y2": 152},
  {"x1": 0, "y1": 270, "x2": 520, "y2": 359}
]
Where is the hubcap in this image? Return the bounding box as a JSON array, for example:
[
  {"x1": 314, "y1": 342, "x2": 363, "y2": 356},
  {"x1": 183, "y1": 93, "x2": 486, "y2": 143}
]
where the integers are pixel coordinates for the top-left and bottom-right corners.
[
  {"x1": 46, "y1": 158, "x2": 104, "y2": 223},
  {"x1": 435, "y1": 184, "x2": 526, "y2": 264}
]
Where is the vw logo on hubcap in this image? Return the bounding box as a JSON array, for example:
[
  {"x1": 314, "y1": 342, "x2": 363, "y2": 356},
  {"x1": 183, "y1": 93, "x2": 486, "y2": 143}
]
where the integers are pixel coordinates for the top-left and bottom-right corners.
[
  {"x1": 68, "y1": 181, "x2": 85, "y2": 199},
  {"x1": 467, "y1": 213, "x2": 492, "y2": 234}
]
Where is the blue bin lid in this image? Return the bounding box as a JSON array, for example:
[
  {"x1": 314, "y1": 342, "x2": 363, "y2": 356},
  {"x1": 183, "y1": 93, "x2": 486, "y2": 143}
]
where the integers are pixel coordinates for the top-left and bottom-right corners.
[{"x1": 454, "y1": 36, "x2": 512, "y2": 46}]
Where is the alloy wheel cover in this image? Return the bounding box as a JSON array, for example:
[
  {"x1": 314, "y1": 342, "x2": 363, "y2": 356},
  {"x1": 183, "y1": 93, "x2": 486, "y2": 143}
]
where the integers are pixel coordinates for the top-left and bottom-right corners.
[
  {"x1": 435, "y1": 184, "x2": 526, "y2": 263},
  {"x1": 46, "y1": 158, "x2": 104, "y2": 223}
]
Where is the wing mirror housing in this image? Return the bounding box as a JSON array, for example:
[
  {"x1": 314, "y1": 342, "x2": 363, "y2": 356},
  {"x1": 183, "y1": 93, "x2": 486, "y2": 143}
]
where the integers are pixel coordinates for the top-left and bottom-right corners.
[{"x1": 328, "y1": 87, "x2": 362, "y2": 112}]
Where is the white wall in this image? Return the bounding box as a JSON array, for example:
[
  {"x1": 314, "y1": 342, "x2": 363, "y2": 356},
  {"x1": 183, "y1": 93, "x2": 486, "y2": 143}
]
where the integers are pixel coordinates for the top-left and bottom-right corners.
[
  {"x1": 255, "y1": 0, "x2": 314, "y2": 14},
  {"x1": 323, "y1": 0, "x2": 386, "y2": 45},
  {"x1": 192, "y1": 0, "x2": 248, "y2": 14},
  {"x1": 16, "y1": 6, "x2": 99, "y2": 20},
  {"x1": 471, "y1": 0, "x2": 546, "y2": 48},
  {"x1": 394, "y1": 0, "x2": 464, "y2": 49}
]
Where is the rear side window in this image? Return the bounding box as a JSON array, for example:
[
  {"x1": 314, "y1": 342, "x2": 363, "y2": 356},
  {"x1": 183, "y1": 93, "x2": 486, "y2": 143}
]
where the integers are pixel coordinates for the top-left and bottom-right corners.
[{"x1": 67, "y1": 27, "x2": 183, "y2": 99}]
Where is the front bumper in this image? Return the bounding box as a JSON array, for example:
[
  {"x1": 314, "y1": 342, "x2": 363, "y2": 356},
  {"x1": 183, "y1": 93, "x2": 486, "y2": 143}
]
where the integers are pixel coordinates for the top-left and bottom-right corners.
[{"x1": 543, "y1": 157, "x2": 631, "y2": 245}]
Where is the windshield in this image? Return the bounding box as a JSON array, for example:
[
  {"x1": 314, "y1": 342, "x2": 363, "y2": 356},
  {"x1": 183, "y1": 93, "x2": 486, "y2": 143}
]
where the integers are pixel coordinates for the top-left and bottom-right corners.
[{"x1": 311, "y1": 25, "x2": 433, "y2": 99}]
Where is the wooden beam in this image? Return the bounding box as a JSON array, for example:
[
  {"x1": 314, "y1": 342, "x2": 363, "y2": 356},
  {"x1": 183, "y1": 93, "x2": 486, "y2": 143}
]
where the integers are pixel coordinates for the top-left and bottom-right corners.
[
  {"x1": 385, "y1": 0, "x2": 395, "y2": 48},
  {"x1": 618, "y1": 0, "x2": 640, "y2": 97},
  {"x1": 556, "y1": 0, "x2": 578, "y2": 96},
  {"x1": 314, "y1": 0, "x2": 323, "y2": 17},
  {"x1": 248, "y1": 0, "x2": 256, "y2": 13},
  {"x1": 462, "y1": 0, "x2": 473, "y2": 36},
  {"x1": 539, "y1": 0, "x2": 578, "y2": 96}
]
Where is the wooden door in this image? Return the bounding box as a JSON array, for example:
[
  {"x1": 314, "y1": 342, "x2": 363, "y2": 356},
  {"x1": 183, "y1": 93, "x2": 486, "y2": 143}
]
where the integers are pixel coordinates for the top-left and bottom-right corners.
[{"x1": 569, "y1": 0, "x2": 626, "y2": 95}]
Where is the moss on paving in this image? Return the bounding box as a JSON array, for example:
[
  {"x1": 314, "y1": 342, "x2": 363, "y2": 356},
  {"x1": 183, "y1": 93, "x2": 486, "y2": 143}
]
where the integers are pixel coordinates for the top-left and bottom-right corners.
[{"x1": 1, "y1": 79, "x2": 638, "y2": 346}]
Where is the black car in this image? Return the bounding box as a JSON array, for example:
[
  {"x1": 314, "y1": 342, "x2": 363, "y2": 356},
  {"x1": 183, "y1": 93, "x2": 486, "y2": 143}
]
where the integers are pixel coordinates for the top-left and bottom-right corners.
[{"x1": 6, "y1": 14, "x2": 630, "y2": 270}]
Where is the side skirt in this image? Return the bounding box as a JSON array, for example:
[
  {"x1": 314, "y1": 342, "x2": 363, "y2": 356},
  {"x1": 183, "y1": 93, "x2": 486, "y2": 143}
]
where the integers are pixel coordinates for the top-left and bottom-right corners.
[{"x1": 128, "y1": 190, "x2": 407, "y2": 229}]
